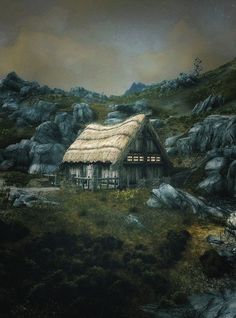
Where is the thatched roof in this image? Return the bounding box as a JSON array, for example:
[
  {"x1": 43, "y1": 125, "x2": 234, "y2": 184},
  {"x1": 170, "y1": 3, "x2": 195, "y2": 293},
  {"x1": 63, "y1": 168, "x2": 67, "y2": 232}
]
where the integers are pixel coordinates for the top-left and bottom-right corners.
[{"x1": 63, "y1": 114, "x2": 171, "y2": 166}]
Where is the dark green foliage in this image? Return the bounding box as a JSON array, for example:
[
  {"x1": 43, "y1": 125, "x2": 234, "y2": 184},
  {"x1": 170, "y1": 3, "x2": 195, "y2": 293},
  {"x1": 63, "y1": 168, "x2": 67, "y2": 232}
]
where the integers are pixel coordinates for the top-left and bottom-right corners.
[
  {"x1": 157, "y1": 230, "x2": 191, "y2": 268},
  {"x1": 0, "y1": 219, "x2": 30, "y2": 242},
  {"x1": 0, "y1": 117, "x2": 35, "y2": 148},
  {"x1": 3, "y1": 171, "x2": 35, "y2": 187},
  {"x1": 0, "y1": 230, "x2": 172, "y2": 317},
  {"x1": 199, "y1": 249, "x2": 232, "y2": 278}
]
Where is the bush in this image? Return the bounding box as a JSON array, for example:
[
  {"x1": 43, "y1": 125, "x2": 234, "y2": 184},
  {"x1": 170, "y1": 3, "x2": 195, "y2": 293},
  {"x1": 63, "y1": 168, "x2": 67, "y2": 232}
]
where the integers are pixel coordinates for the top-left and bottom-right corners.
[
  {"x1": 157, "y1": 230, "x2": 191, "y2": 267},
  {"x1": 199, "y1": 249, "x2": 232, "y2": 278}
]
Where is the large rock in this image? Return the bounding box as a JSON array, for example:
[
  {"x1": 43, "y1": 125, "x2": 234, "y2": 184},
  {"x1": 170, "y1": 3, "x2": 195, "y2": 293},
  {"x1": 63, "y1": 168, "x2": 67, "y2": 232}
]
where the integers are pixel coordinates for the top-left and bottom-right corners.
[
  {"x1": 72, "y1": 103, "x2": 94, "y2": 126},
  {"x1": 198, "y1": 171, "x2": 225, "y2": 194},
  {"x1": 2, "y1": 101, "x2": 19, "y2": 112},
  {"x1": 54, "y1": 112, "x2": 76, "y2": 146},
  {"x1": 143, "y1": 289, "x2": 236, "y2": 318},
  {"x1": 112, "y1": 99, "x2": 151, "y2": 115},
  {"x1": 32, "y1": 121, "x2": 62, "y2": 144},
  {"x1": 227, "y1": 160, "x2": 236, "y2": 196},
  {"x1": 105, "y1": 111, "x2": 126, "y2": 124},
  {"x1": 192, "y1": 95, "x2": 225, "y2": 114},
  {"x1": 9, "y1": 100, "x2": 57, "y2": 125},
  {"x1": 2, "y1": 139, "x2": 37, "y2": 171},
  {"x1": 167, "y1": 115, "x2": 236, "y2": 155},
  {"x1": 29, "y1": 143, "x2": 65, "y2": 174},
  {"x1": 147, "y1": 183, "x2": 225, "y2": 218},
  {"x1": 205, "y1": 157, "x2": 227, "y2": 171},
  {"x1": 70, "y1": 87, "x2": 107, "y2": 102},
  {"x1": 226, "y1": 212, "x2": 236, "y2": 237}
]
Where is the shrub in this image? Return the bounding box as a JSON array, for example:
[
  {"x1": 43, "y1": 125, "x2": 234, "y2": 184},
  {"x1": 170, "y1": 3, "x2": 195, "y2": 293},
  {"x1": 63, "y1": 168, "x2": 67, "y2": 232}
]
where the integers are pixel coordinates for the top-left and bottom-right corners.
[{"x1": 199, "y1": 249, "x2": 232, "y2": 278}]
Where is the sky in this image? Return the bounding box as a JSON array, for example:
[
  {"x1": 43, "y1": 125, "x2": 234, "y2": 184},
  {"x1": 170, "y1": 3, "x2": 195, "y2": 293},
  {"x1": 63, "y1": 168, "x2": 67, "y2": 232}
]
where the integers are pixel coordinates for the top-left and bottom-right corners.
[{"x1": 0, "y1": 0, "x2": 235, "y2": 95}]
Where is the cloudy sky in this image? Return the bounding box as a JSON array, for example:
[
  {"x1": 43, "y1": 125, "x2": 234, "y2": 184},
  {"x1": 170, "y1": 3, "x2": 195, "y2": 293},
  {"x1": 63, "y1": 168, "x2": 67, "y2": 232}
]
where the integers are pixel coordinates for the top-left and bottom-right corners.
[{"x1": 0, "y1": 0, "x2": 235, "y2": 94}]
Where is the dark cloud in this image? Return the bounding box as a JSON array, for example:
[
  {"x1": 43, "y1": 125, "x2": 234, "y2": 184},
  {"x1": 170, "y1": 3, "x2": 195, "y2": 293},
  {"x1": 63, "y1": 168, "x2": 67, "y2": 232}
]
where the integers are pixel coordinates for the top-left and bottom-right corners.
[{"x1": 0, "y1": 0, "x2": 235, "y2": 94}]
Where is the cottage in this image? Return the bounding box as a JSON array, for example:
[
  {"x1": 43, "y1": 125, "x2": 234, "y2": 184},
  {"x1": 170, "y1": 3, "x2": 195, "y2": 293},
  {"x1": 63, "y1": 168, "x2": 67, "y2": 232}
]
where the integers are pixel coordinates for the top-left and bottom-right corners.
[{"x1": 62, "y1": 114, "x2": 172, "y2": 189}]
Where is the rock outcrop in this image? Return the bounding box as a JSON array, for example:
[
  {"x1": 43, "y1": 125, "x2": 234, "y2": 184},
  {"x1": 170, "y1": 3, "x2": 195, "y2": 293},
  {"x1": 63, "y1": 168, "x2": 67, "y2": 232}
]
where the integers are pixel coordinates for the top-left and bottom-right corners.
[
  {"x1": 9, "y1": 100, "x2": 57, "y2": 126},
  {"x1": 143, "y1": 289, "x2": 236, "y2": 318},
  {"x1": 29, "y1": 143, "x2": 65, "y2": 174},
  {"x1": 192, "y1": 95, "x2": 225, "y2": 114},
  {"x1": 166, "y1": 115, "x2": 236, "y2": 197},
  {"x1": 147, "y1": 183, "x2": 227, "y2": 219},
  {"x1": 105, "y1": 99, "x2": 151, "y2": 124},
  {"x1": 166, "y1": 115, "x2": 236, "y2": 155}
]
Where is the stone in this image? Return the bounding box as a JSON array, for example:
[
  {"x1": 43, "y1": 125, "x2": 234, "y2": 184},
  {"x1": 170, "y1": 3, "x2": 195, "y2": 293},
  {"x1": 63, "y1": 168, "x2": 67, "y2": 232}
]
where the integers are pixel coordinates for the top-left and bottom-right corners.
[
  {"x1": 147, "y1": 183, "x2": 225, "y2": 218},
  {"x1": 0, "y1": 160, "x2": 14, "y2": 171},
  {"x1": 72, "y1": 103, "x2": 94, "y2": 126},
  {"x1": 150, "y1": 118, "x2": 165, "y2": 129},
  {"x1": 205, "y1": 157, "x2": 227, "y2": 171},
  {"x1": 198, "y1": 171, "x2": 225, "y2": 194},
  {"x1": 207, "y1": 235, "x2": 224, "y2": 245},
  {"x1": 112, "y1": 99, "x2": 151, "y2": 115},
  {"x1": 32, "y1": 122, "x2": 62, "y2": 144},
  {"x1": 227, "y1": 160, "x2": 236, "y2": 196},
  {"x1": 104, "y1": 118, "x2": 123, "y2": 125},
  {"x1": 192, "y1": 95, "x2": 225, "y2": 114},
  {"x1": 2, "y1": 101, "x2": 19, "y2": 112},
  {"x1": 165, "y1": 134, "x2": 183, "y2": 148},
  {"x1": 9, "y1": 100, "x2": 57, "y2": 125},
  {"x1": 107, "y1": 111, "x2": 126, "y2": 120},
  {"x1": 54, "y1": 112, "x2": 76, "y2": 146},
  {"x1": 167, "y1": 115, "x2": 236, "y2": 156},
  {"x1": 3, "y1": 139, "x2": 37, "y2": 171},
  {"x1": 29, "y1": 143, "x2": 65, "y2": 174}
]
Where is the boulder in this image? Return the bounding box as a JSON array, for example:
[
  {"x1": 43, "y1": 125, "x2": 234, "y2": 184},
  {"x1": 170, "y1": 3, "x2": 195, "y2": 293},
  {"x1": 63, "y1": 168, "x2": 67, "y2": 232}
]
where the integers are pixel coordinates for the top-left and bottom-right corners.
[
  {"x1": 227, "y1": 160, "x2": 236, "y2": 196},
  {"x1": 54, "y1": 112, "x2": 76, "y2": 146},
  {"x1": 0, "y1": 160, "x2": 14, "y2": 171},
  {"x1": 3, "y1": 139, "x2": 37, "y2": 171},
  {"x1": 32, "y1": 121, "x2": 62, "y2": 144},
  {"x1": 144, "y1": 289, "x2": 236, "y2": 318},
  {"x1": 9, "y1": 100, "x2": 57, "y2": 125},
  {"x1": 147, "y1": 183, "x2": 225, "y2": 218},
  {"x1": 150, "y1": 118, "x2": 165, "y2": 129},
  {"x1": 19, "y1": 82, "x2": 40, "y2": 97},
  {"x1": 29, "y1": 143, "x2": 65, "y2": 174},
  {"x1": 198, "y1": 171, "x2": 225, "y2": 194},
  {"x1": 105, "y1": 111, "x2": 126, "y2": 124},
  {"x1": 8, "y1": 188, "x2": 58, "y2": 208},
  {"x1": 112, "y1": 99, "x2": 151, "y2": 115},
  {"x1": 205, "y1": 156, "x2": 227, "y2": 172},
  {"x1": 104, "y1": 118, "x2": 123, "y2": 125},
  {"x1": 72, "y1": 103, "x2": 94, "y2": 126},
  {"x1": 70, "y1": 87, "x2": 107, "y2": 102},
  {"x1": 167, "y1": 115, "x2": 236, "y2": 155},
  {"x1": 192, "y1": 95, "x2": 225, "y2": 114},
  {"x1": 165, "y1": 134, "x2": 183, "y2": 148},
  {"x1": 226, "y1": 212, "x2": 236, "y2": 237},
  {"x1": 107, "y1": 111, "x2": 126, "y2": 120},
  {"x1": 2, "y1": 101, "x2": 19, "y2": 112}
]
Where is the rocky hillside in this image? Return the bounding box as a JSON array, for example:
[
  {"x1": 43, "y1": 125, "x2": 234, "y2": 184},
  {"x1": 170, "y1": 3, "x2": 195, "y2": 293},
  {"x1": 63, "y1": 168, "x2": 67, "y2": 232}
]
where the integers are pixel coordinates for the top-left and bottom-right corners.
[{"x1": 0, "y1": 58, "x2": 236, "y2": 197}]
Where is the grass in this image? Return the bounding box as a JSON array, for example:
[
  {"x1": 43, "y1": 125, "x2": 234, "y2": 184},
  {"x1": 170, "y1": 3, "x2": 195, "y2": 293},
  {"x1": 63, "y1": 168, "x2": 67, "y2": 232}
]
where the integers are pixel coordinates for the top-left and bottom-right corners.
[
  {"x1": 6, "y1": 187, "x2": 225, "y2": 282},
  {"x1": 0, "y1": 116, "x2": 35, "y2": 148},
  {"x1": 0, "y1": 184, "x2": 229, "y2": 317}
]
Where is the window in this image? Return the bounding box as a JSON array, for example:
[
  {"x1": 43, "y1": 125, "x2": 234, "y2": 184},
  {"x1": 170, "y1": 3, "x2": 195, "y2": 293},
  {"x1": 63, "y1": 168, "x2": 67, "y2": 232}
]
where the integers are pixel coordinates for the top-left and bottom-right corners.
[
  {"x1": 146, "y1": 155, "x2": 161, "y2": 163},
  {"x1": 126, "y1": 154, "x2": 161, "y2": 163},
  {"x1": 127, "y1": 154, "x2": 145, "y2": 162}
]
